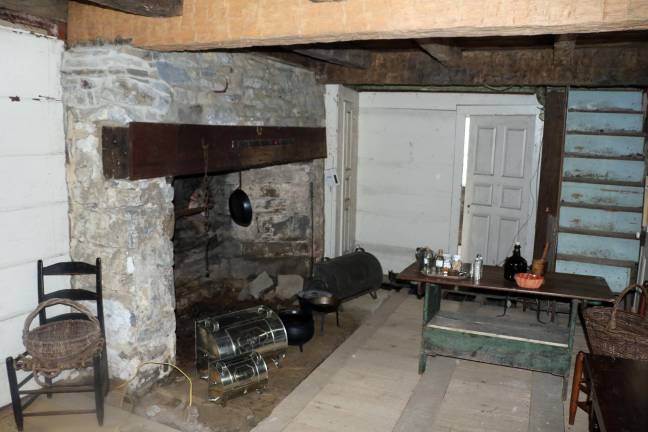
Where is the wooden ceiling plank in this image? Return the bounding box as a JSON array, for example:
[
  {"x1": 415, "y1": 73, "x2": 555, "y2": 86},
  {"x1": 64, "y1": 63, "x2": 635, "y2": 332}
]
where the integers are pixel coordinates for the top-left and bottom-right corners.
[
  {"x1": 85, "y1": 0, "x2": 183, "y2": 17},
  {"x1": 67, "y1": 0, "x2": 648, "y2": 50}
]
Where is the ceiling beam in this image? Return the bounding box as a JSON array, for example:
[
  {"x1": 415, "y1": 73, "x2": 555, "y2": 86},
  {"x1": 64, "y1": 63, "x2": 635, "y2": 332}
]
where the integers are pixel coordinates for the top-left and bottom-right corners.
[
  {"x1": 417, "y1": 38, "x2": 462, "y2": 68},
  {"x1": 0, "y1": 6, "x2": 65, "y2": 38},
  {"x1": 68, "y1": 0, "x2": 648, "y2": 51},
  {"x1": 84, "y1": 0, "x2": 182, "y2": 17},
  {"x1": 317, "y1": 42, "x2": 648, "y2": 87},
  {"x1": 292, "y1": 48, "x2": 372, "y2": 69}
]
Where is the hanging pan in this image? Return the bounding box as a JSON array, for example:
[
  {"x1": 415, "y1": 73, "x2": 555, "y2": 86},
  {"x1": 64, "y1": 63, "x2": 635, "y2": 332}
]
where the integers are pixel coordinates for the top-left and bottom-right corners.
[{"x1": 229, "y1": 170, "x2": 252, "y2": 226}]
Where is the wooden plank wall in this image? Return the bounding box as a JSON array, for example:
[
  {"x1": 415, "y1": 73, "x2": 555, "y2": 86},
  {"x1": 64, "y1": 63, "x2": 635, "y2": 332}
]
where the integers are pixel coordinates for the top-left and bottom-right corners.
[{"x1": 555, "y1": 89, "x2": 646, "y2": 292}]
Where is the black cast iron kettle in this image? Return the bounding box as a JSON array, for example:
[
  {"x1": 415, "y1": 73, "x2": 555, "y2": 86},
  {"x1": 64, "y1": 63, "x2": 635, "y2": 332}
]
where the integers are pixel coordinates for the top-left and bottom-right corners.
[{"x1": 229, "y1": 170, "x2": 252, "y2": 226}]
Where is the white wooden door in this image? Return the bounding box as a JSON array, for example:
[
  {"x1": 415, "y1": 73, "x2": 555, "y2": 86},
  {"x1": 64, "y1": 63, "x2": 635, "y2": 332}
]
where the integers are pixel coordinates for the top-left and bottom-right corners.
[
  {"x1": 462, "y1": 115, "x2": 536, "y2": 265},
  {"x1": 323, "y1": 85, "x2": 359, "y2": 257},
  {"x1": 339, "y1": 95, "x2": 358, "y2": 254}
]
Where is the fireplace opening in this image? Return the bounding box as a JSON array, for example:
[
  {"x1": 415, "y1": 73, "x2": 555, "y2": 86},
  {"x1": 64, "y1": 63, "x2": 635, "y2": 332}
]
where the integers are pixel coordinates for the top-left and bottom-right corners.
[{"x1": 171, "y1": 161, "x2": 322, "y2": 369}]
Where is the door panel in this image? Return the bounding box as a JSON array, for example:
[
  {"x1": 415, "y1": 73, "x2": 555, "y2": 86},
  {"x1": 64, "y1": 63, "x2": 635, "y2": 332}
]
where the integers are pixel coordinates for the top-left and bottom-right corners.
[
  {"x1": 475, "y1": 127, "x2": 497, "y2": 175},
  {"x1": 462, "y1": 115, "x2": 536, "y2": 265},
  {"x1": 502, "y1": 128, "x2": 527, "y2": 178}
]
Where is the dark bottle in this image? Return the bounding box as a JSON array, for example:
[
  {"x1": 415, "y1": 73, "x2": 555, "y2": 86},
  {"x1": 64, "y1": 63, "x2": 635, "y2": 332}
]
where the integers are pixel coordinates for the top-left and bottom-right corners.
[{"x1": 504, "y1": 242, "x2": 527, "y2": 281}]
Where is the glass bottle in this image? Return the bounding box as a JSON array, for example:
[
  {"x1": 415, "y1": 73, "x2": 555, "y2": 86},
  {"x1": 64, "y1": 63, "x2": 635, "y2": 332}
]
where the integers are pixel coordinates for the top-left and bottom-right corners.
[
  {"x1": 435, "y1": 249, "x2": 444, "y2": 274},
  {"x1": 503, "y1": 242, "x2": 528, "y2": 281}
]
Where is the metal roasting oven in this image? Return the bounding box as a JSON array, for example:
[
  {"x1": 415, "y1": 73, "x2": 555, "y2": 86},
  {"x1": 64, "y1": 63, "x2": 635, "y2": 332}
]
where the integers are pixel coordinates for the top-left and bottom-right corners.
[
  {"x1": 195, "y1": 305, "x2": 288, "y2": 378},
  {"x1": 311, "y1": 247, "x2": 383, "y2": 300},
  {"x1": 207, "y1": 351, "x2": 268, "y2": 405}
]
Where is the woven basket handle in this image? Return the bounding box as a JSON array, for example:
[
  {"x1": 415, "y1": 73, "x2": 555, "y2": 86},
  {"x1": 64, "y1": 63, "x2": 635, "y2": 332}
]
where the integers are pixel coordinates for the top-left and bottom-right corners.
[
  {"x1": 23, "y1": 298, "x2": 101, "y2": 339},
  {"x1": 609, "y1": 284, "x2": 645, "y2": 330}
]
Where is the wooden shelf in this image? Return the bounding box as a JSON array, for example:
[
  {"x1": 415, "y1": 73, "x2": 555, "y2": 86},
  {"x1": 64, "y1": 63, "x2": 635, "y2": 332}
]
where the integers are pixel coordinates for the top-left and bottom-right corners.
[
  {"x1": 567, "y1": 108, "x2": 644, "y2": 115},
  {"x1": 556, "y1": 254, "x2": 637, "y2": 269},
  {"x1": 562, "y1": 176, "x2": 644, "y2": 188},
  {"x1": 560, "y1": 201, "x2": 643, "y2": 213},
  {"x1": 566, "y1": 130, "x2": 646, "y2": 138},
  {"x1": 558, "y1": 227, "x2": 638, "y2": 240},
  {"x1": 563, "y1": 152, "x2": 644, "y2": 161}
]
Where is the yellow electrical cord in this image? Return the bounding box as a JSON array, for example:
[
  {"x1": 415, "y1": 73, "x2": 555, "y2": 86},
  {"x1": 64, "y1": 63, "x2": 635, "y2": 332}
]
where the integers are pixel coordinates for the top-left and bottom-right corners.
[{"x1": 117, "y1": 361, "x2": 193, "y2": 409}]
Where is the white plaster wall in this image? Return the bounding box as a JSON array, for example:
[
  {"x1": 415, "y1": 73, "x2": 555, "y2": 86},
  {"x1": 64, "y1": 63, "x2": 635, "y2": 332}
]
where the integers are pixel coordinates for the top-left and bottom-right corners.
[
  {"x1": 356, "y1": 92, "x2": 540, "y2": 273},
  {"x1": 0, "y1": 25, "x2": 67, "y2": 406}
]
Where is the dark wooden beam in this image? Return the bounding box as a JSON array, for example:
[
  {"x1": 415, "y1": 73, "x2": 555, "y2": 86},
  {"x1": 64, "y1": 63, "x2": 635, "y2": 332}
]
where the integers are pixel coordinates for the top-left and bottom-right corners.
[
  {"x1": 292, "y1": 48, "x2": 372, "y2": 69},
  {"x1": 102, "y1": 123, "x2": 326, "y2": 180},
  {"x1": 85, "y1": 0, "x2": 182, "y2": 17},
  {"x1": 318, "y1": 42, "x2": 648, "y2": 86},
  {"x1": 0, "y1": 0, "x2": 67, "y2": 22},
  {"x1": 416, "y1": 38, "x2": 462, "y2": 68},
  {"x1": 0, "y1": 6, "x2": 66, "y2": 38},
  {"x1": 553, "y1": 35, "x2": 576, "y2": 65},
  {"x1": 533, "y1": 88, "x2": 567, "y2": 266}
]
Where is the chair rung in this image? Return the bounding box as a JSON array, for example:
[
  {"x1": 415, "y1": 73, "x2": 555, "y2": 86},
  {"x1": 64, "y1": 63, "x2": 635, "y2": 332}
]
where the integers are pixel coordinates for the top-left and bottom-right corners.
[
  {"x1": 23, "y1": 409, "x2": 96, "y2": 417},
  {"x1": 576, "y1": 401, "x2": 591, "y2": 412},
  {"x1": 20, "y1": 385, "x2": 94, "y2": 395}
]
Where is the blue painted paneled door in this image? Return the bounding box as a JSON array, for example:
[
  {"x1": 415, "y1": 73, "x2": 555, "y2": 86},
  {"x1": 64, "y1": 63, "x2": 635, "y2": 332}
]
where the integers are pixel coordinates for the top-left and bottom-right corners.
[{"x1": 556, "y1": 89, "x2": 646, "y2": 292}]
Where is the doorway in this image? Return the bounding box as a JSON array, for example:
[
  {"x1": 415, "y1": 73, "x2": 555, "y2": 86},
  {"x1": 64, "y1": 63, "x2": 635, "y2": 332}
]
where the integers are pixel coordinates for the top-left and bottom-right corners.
[{"x1": 458, "y1": 106, "x2": 543, "y2": 265}]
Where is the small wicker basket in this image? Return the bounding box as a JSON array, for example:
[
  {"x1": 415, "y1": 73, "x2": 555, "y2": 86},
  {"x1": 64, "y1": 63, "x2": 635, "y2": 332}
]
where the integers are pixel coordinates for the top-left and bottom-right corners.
[
  {"x1": 583, "y1": 284, "x2": 648, "y2": 361},
  {"x1": 23, "y1": 298, "x2": 104, "y2": 373}
]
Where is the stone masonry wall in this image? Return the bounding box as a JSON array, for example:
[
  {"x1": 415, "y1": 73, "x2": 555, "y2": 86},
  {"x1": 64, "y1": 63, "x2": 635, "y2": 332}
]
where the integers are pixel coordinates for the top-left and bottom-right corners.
[{"x1": 62, "y1": 44, "x2": 324, "y2": 385}]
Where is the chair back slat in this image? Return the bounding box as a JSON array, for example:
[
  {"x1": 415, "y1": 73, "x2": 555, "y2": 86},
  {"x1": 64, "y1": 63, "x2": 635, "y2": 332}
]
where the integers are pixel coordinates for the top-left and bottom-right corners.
[
  {"x1": 42, "y1": 289, "x2": 97, "y2": 302},
  {"x1": 41, "y1": 261, "x2": 97, "y2": 276},
  {"x1": 36, "y1": 258, "x2": 104, "y2": 335}
]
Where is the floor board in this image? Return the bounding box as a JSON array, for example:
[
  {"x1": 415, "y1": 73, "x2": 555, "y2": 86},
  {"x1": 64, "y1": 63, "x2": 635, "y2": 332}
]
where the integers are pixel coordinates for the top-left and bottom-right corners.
[{"x1": 254, "y1": 294, "x2": 587, "y2": 432}]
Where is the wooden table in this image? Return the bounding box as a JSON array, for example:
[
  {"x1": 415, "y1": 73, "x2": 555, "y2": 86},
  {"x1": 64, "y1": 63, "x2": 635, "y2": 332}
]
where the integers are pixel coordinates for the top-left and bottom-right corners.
[
  {"x1": 397, "y1": 263, "x2": 614, "y2": 396},
  {"x1": 585, "y1": 354, "x2": 648, "y2": 432}
]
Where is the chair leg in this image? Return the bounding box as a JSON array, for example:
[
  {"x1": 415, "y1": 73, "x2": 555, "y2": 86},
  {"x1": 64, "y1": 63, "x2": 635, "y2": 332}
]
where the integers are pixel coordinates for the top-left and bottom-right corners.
[
  {"x1": 569, "y1": 351, "x2": 586, "y2": 425},
  {"x1": 6, "y1": 357, "x2": 24, "y2": 431},
  {"x1": 101, "y1": 342, "x2": 110, "y2": 396},
  {"x1": 45, "y1": 376, "x2": 53, "y2": 399},
  {"x1": 93, "y1": 353, "x2": 104, "y2": 426}
]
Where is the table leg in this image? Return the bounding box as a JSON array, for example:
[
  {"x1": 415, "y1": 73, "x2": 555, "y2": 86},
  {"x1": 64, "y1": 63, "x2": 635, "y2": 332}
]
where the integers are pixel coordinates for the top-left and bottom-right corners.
[
  {"x1": 420, "y1": 283, "x2": 441, "y2": 374},
  {"x1": 563, "y1": 299, "x2": 579, "y2": 400}
]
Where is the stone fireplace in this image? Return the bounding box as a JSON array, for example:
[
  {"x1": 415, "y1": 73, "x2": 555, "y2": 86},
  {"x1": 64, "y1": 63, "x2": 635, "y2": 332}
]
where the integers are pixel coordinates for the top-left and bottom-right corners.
[{"x1": 61, "y1": 44, "x2": 325, "y2": 387}]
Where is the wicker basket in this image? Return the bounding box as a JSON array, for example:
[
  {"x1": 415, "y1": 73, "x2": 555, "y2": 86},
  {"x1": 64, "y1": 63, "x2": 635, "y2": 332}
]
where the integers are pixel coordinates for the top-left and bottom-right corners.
[
  {"x1": 23, "y1": 298, "x2": 104, "y2": 373},
  {"x1": 583, "y1": 284, "x2": 648, "y2": 361}
]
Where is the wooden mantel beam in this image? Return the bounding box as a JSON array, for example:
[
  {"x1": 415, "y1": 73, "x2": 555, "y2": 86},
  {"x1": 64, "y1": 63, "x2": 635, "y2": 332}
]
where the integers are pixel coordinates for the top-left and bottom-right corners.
[
  {"x1": 101, "y1": 123, "x2": 326, "y2": 180},
  {"x1": 68, "y1": 0, "x2": 648, "y2": 50},
  {"x1": 85, "y1": 0, "x2": 183, "y2": 17}
]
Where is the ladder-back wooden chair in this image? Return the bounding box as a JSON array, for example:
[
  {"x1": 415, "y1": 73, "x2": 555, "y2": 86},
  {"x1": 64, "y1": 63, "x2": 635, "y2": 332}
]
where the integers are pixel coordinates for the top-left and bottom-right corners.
[{"x1": 5, "y1": 258, "x2": 108, "y2": 431}]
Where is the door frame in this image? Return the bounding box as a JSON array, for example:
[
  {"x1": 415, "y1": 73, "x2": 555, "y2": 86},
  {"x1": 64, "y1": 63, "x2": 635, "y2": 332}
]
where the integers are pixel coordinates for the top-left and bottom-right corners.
[
  {"x1": 453, "y1": 104, "x2": 544, "y2": 261},
  {"x1": 324, "y1": 85, "x2": 359, "y2": 257}
]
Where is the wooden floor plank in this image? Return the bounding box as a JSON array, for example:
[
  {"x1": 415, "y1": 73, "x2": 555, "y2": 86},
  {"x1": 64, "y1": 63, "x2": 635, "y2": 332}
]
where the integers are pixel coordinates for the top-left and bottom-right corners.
[
  {"x1": 255, "y1": 295, "x2": 591, "y2": 432},
  {"x1": 529, "y1": 371, "x2": 565, "y2": 432},
  {"x1": 393, "y1": 355, "x2": 457, "y2": 432},
  {"x1": 431, "y1": 361, "x2": 532, "y2": 432}
]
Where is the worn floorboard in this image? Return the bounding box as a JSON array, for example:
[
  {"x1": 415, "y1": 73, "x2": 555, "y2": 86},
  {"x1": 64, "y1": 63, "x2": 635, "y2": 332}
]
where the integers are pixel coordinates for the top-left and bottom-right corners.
[
  {"x1": 254, "y1": 295, "x2": 590, "y2": 432},
  {"x1": 529, "y1": 372, "x2": 565, "y2": 432},
  {"x1": 393, "y1": 356, "x2": 457, "y2": 432}
]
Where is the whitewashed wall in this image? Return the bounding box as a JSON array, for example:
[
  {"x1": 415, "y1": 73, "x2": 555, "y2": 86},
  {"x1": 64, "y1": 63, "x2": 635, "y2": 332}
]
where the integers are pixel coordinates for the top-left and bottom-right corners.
[
  {"x1": 0, "y1": 25, "x2": 67, "y2": 406},
  {"x1": 356, "y1": 92, "x2": 540, "y2": 273}
]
